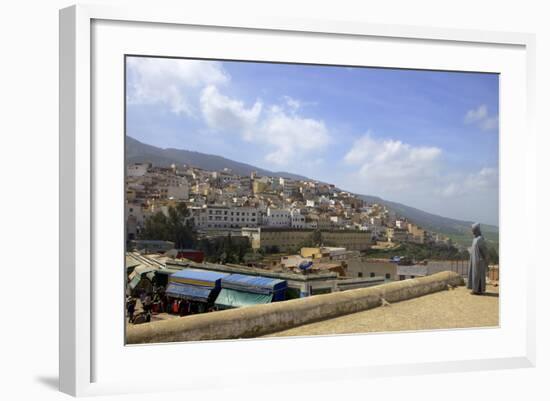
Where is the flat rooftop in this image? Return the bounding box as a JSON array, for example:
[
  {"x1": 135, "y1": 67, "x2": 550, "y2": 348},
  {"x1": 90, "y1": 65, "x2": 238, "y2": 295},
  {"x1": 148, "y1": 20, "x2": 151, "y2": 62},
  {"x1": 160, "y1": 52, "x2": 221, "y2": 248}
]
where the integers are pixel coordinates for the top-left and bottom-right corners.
[
  {"x1": 266, "y1": 284, "x2": 499, "y2": 337},
  {"x1": 166, "y1": 259, "x2": 338, "y2": 281}
]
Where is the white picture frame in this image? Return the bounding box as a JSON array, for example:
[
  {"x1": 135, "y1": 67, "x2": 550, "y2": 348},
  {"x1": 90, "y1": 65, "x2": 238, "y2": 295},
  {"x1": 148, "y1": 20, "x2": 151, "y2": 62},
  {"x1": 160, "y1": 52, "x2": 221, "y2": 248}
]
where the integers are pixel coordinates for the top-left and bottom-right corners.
[{"x1": 59, "y1": 4, "x2": 536, "y2": 397}]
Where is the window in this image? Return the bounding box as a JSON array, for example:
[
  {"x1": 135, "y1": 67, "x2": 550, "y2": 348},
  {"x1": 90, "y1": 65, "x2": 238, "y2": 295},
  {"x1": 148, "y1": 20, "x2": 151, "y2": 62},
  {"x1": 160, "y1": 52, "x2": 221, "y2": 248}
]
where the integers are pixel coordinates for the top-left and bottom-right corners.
[
  {"x1": 358, "y1": 272, "x2": 363, "y2": 278},
  {"x1": 370, "y1": 272, "x2": 375, "y2": 278},
  {"x1": 385, "y1": 273, "x2": 391, "y2": 279}
]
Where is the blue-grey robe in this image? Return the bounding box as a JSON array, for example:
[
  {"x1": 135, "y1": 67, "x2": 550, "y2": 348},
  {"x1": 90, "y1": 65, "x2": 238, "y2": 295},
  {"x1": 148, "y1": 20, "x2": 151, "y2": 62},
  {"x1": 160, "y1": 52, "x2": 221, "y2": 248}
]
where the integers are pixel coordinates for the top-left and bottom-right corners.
[{"x1": 467, "y1": 235, "x2": 489, "y2": 293}]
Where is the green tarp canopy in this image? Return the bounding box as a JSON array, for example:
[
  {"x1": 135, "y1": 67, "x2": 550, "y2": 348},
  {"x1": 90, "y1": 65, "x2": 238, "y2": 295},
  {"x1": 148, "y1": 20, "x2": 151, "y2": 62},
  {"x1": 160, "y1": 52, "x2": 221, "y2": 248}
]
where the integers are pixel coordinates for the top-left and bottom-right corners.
[
  {"x1": 128, "y1": 273, "x2": 142, "y2": 290},
  {"x1": 215, "y1": 288, "x2": 273, "y2": 309},
  {"x1": 128, "y1": 266, "x2": 156, "y2": 290}
]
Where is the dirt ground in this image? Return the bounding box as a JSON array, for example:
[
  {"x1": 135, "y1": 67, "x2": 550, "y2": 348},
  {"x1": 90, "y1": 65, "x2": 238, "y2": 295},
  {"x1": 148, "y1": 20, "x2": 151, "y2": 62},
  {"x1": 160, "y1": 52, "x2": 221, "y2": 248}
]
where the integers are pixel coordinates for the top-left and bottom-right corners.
[{"x1": 266, "y1": 284, "x2": 499, "y2": 337}]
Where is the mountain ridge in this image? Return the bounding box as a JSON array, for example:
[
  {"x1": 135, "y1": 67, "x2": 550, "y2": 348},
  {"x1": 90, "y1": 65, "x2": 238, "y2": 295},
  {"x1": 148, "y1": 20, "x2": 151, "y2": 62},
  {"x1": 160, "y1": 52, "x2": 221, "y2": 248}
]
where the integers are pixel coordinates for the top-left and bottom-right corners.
[{"x1": 126, "y1": 136, "x2": 309, "y2": 181}]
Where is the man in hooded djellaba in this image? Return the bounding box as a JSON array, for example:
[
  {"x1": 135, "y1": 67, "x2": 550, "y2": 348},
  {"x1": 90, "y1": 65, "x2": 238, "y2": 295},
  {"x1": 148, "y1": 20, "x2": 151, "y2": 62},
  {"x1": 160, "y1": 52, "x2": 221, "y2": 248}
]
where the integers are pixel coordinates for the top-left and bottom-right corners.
[{"x1": 467, "y1": 222, "x2": 489, "y2": 295}]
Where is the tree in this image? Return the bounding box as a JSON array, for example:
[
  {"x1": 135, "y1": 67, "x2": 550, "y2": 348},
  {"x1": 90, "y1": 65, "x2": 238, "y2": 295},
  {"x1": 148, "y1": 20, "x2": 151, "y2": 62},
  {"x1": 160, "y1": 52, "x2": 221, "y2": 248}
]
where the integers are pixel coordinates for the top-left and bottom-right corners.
[
  {"x1": 139, "y1": 203, "x2": 196, "y2": 248},
  {"x1": 311, "y1": 229, "x2": 322, "y2": 246},
  {"x1": 196, "y1": 234, "x2": 253, "y2": 264},
  {"x1": 167, "y1": 203, "x2": 195, "y2": 248},
  {"x1": 139, "y1": 211, "x2": 170, "y2": 242}
]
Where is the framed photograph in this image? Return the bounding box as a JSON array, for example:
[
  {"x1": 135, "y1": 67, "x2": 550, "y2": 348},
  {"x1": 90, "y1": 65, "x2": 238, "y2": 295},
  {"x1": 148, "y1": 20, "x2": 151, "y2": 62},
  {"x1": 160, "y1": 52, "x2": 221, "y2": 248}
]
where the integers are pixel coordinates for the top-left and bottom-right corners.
[{"x1": 59, "y1": 4, "x2": 536, "y2": 397}]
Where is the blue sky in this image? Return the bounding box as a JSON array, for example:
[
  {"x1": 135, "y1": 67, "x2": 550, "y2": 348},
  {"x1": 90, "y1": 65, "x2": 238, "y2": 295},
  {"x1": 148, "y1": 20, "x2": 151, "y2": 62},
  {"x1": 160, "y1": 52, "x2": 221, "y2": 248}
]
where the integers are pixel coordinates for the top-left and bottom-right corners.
[{"x1": 126, "y1": 56, "x2": 499, "y2": 225}]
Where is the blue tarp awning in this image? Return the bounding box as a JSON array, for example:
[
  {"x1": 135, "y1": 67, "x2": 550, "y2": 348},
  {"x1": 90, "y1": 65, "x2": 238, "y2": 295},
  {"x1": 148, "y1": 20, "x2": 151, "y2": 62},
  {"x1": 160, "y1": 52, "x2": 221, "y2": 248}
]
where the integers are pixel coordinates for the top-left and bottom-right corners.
[
  {"x1": 221, "y1": 274, "x2": 287, "y2": 297},
  {"x1": 169, "y1": 268, "x2": 228, "y2": 288},
  {"x1": 165, "y1": 283, "x2": 213, "y2": 302}
]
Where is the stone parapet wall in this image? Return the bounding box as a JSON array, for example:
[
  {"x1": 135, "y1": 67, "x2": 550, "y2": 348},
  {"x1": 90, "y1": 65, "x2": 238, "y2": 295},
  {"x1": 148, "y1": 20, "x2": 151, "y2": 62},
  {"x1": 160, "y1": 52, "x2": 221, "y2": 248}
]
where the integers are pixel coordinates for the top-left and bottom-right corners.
[{"x1": 127, "y1": 271, "x2": 464, "y2": 344}]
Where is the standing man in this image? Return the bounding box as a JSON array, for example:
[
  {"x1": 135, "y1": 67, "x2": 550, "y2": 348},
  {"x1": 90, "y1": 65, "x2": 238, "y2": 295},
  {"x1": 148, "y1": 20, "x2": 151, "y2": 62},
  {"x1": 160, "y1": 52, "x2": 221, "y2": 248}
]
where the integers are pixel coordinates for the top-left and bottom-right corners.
[
  {"x1": 127, "y1": 297, "x2": 136, "y2": 323},
  {"x1": 467, "y1": 223, "x2": 489, "y2": 295},
  {"x1": 143, "y1": 293, "x2": 152, "y2": 322}
]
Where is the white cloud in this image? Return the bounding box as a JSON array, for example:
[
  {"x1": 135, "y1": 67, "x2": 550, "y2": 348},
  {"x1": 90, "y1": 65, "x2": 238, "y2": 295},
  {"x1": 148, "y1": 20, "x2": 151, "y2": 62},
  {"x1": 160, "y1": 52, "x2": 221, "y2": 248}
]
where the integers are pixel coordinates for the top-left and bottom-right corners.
[
  {"x1": 464, "y1": 104, "x2": 488, "y2": 124},
  {"x1": 464, "y1": 104, "x2": 499, "y2": 131},
  {"x1": 260, "y1": 107, "x2": 330, "y2": 165},
  {"x1": 439, "y1": 167, "x2": 498, "y2": 197},
  {"x1": 344, "y1": 133, "x2": 442, "y2": 191},
  {"x1": 127, "y1": 57, "x2": 330, "y2": 167},
  {"x1": 200, "y1": 85, "x2": 262, "y2": 139},
  {"x1": 126, "y1": 57, "x2": 229, "y2": 116},
  {"x1": 342, "y1": 133, "x2": 498, "y2": 224},
  {"x1": 200, "y1": 86, "x2": 330, "y2": 166},
  {"x1": 283, "y1": 96, "x2": 301, "y2": 112}
]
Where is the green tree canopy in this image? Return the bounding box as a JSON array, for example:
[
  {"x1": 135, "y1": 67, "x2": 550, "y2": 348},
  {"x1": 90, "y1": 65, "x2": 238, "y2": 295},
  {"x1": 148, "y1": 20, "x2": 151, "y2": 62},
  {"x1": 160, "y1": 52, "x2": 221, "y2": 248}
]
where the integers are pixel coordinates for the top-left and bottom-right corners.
[
  {"x1": 196, "y1": 234, "x2": 252, "y2": 264},
  {"x1": 139, "y1": 203, "x2": 196, "y2": 248}
]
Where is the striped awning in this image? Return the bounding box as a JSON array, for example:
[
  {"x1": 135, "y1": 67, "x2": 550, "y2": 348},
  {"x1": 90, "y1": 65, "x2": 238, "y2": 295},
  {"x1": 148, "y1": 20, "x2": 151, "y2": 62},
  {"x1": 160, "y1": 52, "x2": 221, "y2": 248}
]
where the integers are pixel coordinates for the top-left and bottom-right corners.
[{"x1": 165, "y1": 283, "x2": 213, "y2": 302}]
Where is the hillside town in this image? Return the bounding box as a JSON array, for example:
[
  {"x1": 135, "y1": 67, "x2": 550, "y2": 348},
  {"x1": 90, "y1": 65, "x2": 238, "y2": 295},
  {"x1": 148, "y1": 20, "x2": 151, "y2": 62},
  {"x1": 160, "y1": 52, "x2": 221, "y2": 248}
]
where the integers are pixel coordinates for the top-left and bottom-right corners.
[
  {"x1": 124, "y1": 161, "x2": 499, "y2": 328},
  {"x1": 126, "y1": 161, "x2": 454, "y2": 251}
]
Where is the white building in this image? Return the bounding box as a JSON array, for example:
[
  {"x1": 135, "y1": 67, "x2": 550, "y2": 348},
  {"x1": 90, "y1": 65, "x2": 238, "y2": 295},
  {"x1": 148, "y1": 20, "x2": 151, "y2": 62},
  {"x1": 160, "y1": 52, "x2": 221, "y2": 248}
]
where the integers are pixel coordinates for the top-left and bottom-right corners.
[
  {"x1": 212, "y1": 171, "x2": 241, "y2": 186},
  {"x1": 125, "y1": 202, "x2": 149, "y2": 240},
  {"x1": 395, "y1": 220, "x2": 408, "y2": 229},
  {"x1": 193, "y1": 182, "x2": 211, "y2": 196},
  {"x1": 195, "y1": 205, "x2": 260, "y2": 230},
  {"x1": 265, "y1": 208, "x2": 291, "y2": 227},
  {"x1": 166, "y1": 185, "x2": 188, "y2": 201},
  {"x1": 127, "y1": 162, "x2": 151, "y2": 177},
  {"x1": 370, "y1": 216, "x2": 382, "y2": 226},
  {"x1": 279, "y1": 178, "x2": 299, "y2": 196},
  {"x1": 290, "y1": 209, "x2": 306, "y2": 228},
  {"x1": 362, "y1": 206, "x2": 374, "y2": 215},
  {"x1": 166, "y1": 177, "x2": 189, "y2": 200},
  {"x1": 126, "y1": 202, "x2": 146, "y2": 226},
  {"x1": 318, "y1": 196, "x2": 334, "y2": 206}
]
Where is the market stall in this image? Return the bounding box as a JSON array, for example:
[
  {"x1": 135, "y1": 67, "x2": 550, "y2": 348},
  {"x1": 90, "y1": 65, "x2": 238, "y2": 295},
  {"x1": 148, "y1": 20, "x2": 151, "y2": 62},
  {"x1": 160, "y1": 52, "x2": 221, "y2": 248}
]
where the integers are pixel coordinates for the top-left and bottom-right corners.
[
  {"x1": 215, "y1": 273, "x2": 287, "y2": 309},
  {"x1": 165, "y1": 269, "x2": 228, "y2": 314}
]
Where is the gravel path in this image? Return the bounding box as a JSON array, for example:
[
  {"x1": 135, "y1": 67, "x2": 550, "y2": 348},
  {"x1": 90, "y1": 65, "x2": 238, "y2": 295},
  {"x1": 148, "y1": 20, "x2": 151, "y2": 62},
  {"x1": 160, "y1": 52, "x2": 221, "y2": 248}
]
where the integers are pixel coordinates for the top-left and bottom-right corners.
[{"x1": 266, "y1": 285, "x2": 499, "y2": 337}]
